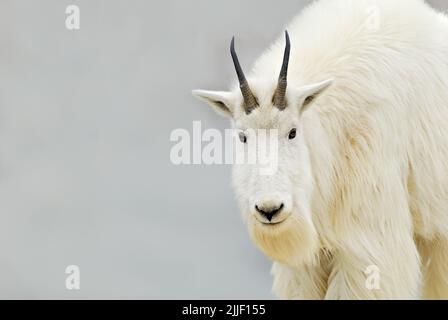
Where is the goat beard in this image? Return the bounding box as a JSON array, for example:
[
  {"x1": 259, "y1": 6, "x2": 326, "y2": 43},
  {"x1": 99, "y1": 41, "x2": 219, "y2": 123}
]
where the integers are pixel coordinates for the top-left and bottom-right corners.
[{"x1": 248, "y1": 214, "x2": 319, "y2": 267}]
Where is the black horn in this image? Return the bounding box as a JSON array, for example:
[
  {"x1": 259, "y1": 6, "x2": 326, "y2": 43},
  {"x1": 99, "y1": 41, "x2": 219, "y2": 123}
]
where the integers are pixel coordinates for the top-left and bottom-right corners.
[
  {"x1": 230, "y1": 37, "x2": 258, "y2": 114},
  {"x1": 273, "y1": 31, "x2": 291, "y2": 109}
]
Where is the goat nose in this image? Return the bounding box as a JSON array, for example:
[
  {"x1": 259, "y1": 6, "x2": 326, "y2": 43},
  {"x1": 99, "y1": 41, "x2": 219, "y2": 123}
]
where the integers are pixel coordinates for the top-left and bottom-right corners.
[{"x1": 255, "y1": 203, "x2": 284, "y2": 222}]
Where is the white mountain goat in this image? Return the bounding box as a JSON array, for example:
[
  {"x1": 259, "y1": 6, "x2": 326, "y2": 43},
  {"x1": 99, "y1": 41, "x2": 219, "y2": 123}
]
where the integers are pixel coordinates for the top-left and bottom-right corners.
[{"x1": 192, "y1": 0, "x2": 448, "y2": 299}]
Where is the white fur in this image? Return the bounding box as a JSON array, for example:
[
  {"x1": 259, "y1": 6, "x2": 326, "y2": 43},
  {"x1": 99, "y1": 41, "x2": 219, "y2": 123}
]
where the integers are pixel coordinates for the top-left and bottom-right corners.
[{"x1": 193, "y1": 0, "x2": 448, "y2": 299}]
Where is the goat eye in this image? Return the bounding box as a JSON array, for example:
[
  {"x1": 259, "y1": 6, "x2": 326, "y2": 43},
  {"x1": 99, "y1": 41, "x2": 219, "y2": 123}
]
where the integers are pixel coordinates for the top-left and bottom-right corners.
[
  {"x1": 239, "y1": 132, "x2": 247, "y2": 143},
  {"x1": 288, "y1": 128, "x2": 297, "y2": 140}
]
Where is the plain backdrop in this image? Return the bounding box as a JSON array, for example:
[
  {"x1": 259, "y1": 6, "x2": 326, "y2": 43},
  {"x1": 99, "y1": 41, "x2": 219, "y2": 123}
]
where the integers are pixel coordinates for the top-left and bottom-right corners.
[{"x1": 0, "y1": 0, "x2": 446, "y2": 299}]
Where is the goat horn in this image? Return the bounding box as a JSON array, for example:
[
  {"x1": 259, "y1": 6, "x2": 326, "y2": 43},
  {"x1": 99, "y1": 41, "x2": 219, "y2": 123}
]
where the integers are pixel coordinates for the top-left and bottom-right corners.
[
  {"x1": 230, "y1": 37, "x2": 258, "y2": 114},
  {"x1": 273, "y1": 31, "x2": 291, "y2": 110}
]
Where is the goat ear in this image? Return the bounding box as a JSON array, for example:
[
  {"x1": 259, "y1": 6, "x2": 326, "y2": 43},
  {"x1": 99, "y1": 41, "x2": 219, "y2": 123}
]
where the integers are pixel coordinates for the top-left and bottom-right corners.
[
  {"x1": 295, "y1": 78, "x2": 333, "y2": 115},
  {"x1": 192, "y1": 90, "x2": 234, "y2": 118}
]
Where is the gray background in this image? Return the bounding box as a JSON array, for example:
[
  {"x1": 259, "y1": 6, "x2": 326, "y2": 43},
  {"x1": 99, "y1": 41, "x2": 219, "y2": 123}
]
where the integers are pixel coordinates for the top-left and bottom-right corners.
[{"x1": 0, "y1": 0, "x2": 446, "y2": 299}]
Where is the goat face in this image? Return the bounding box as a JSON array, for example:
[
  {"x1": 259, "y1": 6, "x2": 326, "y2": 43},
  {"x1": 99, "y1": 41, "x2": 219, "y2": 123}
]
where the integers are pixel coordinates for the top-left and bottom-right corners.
[{"x1": 193, "y1": 34, "x2": 332, "y2": 266}]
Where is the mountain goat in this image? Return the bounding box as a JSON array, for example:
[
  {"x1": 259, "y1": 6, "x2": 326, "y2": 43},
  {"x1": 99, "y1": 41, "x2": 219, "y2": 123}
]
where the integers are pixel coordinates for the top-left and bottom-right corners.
[{"x1": 192, "y1": 0, "x2": 448, "y2": 299}]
